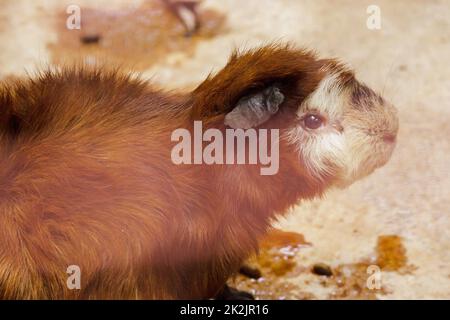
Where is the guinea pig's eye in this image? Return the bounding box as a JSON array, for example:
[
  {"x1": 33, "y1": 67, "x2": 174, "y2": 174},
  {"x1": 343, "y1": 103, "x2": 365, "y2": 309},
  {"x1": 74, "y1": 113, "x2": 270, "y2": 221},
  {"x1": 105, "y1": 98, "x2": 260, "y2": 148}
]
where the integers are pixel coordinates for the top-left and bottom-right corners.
[{"x1": 303, "y1": 114, "x2": 325, "y2": 130}]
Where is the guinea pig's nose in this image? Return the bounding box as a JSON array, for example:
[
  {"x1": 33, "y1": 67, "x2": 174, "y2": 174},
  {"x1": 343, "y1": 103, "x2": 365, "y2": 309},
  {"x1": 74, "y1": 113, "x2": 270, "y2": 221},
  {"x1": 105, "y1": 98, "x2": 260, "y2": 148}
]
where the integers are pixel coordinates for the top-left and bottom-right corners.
[{"x1": 383, "y1": 133, "x2": 396, "y2": 143}]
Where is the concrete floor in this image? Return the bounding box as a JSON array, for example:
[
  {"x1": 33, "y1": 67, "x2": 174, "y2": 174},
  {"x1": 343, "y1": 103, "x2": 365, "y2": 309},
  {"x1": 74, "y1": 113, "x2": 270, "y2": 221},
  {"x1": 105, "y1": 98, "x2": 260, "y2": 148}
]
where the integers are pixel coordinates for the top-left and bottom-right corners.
[{"x1": 0, "y1": 0, "x2": 449, "y2": 299}]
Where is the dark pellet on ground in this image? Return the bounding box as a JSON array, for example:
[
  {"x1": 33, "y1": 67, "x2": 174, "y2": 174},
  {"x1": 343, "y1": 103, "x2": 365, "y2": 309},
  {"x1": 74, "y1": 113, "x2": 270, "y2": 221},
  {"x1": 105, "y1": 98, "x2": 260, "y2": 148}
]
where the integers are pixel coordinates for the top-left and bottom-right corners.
[
  {"x1": 312, "y1": 263, "x2": 333, "y2": 277},
  {"x1": 80, "y1": 34, "x2": 101, "y2": 44},
  {"x1": 239, "y1": 265, "x2": 262, "y2": 279}
]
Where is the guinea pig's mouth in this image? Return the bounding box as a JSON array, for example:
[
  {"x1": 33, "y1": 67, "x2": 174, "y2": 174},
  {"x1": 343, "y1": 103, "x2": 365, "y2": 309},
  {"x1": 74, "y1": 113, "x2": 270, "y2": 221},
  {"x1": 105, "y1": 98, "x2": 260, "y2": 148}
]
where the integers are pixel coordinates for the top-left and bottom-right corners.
[
  {"x1": 376, "y1": 137, "x2": 397, "y2": 170},
  {"x1": 331, "y1": 127, "x2": 398, "y2": 190}
]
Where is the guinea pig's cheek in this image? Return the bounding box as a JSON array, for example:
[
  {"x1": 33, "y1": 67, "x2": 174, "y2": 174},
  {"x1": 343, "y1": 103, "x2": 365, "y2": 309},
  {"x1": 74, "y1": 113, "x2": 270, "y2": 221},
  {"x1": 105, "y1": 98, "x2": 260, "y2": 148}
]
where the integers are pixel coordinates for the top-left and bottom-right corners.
[
  {"x1": 333, "y1": 129, "x2": 370, "y2": 185},
  {"x1": 284, "y1": 126, "x2": 348, "y2": 182}
]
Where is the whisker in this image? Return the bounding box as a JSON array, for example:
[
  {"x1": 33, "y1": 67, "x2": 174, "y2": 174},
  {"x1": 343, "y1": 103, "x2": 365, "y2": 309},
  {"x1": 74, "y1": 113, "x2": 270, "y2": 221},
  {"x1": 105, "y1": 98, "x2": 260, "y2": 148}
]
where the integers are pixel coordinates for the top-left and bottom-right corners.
[{"x1": 380, "y1": 49, "x2": 403, "y2": 103}]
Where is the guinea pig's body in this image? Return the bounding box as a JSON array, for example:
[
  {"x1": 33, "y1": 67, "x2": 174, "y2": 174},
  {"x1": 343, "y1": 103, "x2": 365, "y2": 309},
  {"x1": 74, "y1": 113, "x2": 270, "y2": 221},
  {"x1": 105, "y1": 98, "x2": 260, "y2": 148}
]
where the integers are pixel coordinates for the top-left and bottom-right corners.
[{"x1": 0, "y1": 45, "x2": 398, "y2": 299}]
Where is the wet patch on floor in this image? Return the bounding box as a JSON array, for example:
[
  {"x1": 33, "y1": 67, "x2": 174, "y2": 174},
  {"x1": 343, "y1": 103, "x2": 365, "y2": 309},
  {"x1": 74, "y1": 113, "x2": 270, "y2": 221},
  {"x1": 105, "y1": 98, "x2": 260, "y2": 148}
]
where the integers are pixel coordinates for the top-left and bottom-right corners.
[
  {"x1": 375, "y1": 235, "x2": 412, "y2": 273},
  {"x1": 49, "y1": 0, "x2": 226, "y2": 70},
  {"x1": 233, "y1": 231, "x2": 415, "y2": 300},
  {"x1": 326, "y1": 235, "x2": 415, "y2": 299},
  {"x1": 231, "y1": 229, "x2": 315, "y2": 300}
]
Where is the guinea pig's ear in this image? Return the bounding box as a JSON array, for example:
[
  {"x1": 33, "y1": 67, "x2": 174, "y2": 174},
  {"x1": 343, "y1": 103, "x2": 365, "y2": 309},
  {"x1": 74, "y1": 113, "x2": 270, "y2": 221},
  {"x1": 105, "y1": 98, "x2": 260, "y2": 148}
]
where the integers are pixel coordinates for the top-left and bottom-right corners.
[
  {"x1": 191, "y1": 44, "x2": 318, "y2": 126},
  {"x1": 224, "y1": 85, "x2": 284, "y2": 129}
]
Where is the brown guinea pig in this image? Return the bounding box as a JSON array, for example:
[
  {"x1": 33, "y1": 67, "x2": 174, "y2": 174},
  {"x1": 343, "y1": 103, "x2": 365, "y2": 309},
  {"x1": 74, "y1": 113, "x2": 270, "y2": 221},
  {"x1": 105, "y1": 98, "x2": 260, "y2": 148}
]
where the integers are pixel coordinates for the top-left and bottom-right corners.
[{"x1": 0, "y1": 44, "x2": 398, "y2": 299}]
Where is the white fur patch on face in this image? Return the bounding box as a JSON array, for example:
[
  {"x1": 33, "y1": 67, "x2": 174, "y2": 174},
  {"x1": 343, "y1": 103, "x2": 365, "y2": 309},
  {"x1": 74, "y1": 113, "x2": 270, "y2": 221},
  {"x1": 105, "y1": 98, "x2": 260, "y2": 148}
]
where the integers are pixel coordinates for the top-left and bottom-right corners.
[
  {"x1": 284, "y1": 70, "x2": 349, "y2": 182},
  {"x1": 285, "y1": 126, "x2": 347, "y2": 181}
]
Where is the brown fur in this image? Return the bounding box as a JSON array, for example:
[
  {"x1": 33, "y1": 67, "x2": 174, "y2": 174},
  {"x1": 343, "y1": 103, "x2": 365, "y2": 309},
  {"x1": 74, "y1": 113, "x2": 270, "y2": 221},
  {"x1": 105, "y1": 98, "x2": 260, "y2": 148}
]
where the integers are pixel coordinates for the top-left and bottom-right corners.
[{"x1": 0, "y1": 45, "x2": 394, "y2": 299}]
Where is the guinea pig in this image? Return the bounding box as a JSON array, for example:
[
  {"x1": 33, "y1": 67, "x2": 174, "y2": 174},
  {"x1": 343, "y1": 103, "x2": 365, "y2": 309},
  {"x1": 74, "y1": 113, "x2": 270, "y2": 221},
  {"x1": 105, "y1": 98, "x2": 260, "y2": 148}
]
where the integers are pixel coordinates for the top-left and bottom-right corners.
[{"x1": 0, "y1": 44, "x2": 398, "y2": 299}]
